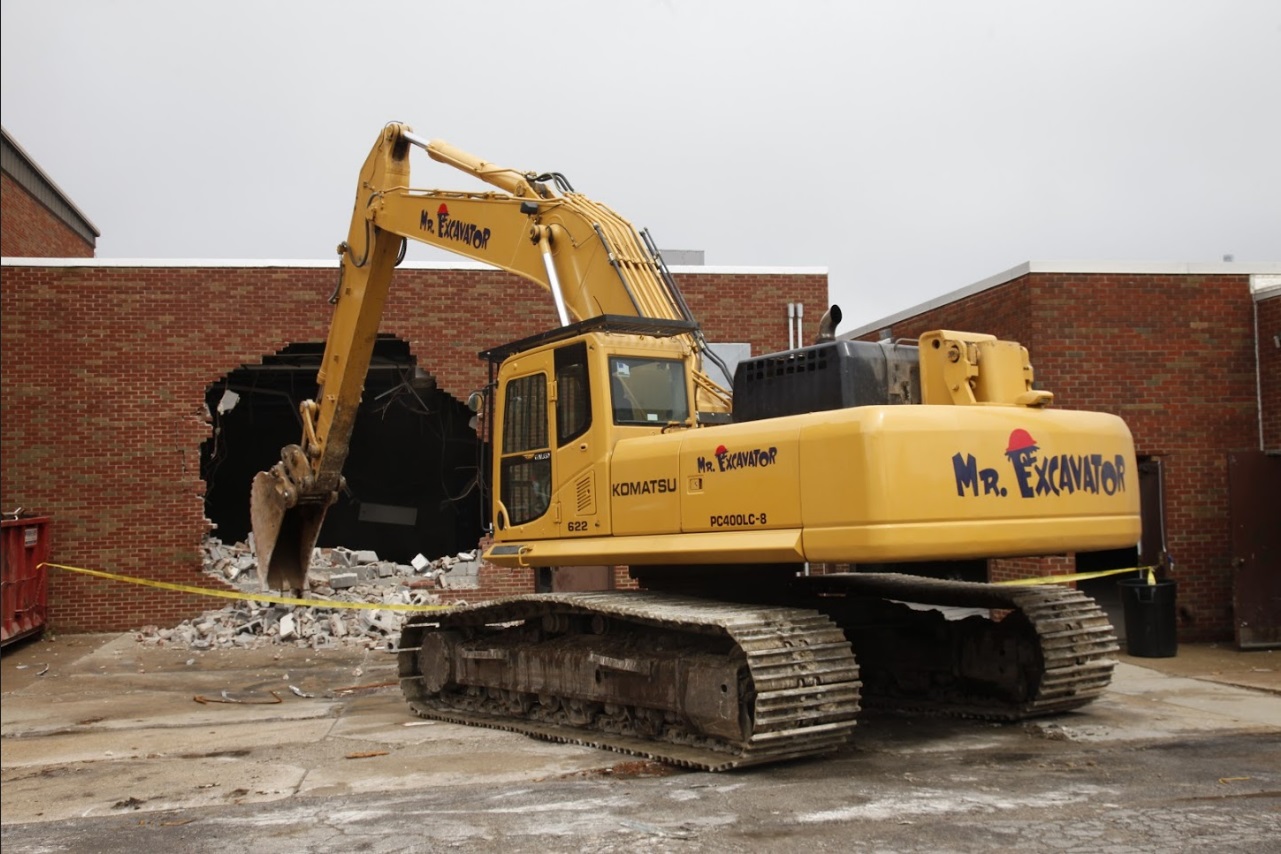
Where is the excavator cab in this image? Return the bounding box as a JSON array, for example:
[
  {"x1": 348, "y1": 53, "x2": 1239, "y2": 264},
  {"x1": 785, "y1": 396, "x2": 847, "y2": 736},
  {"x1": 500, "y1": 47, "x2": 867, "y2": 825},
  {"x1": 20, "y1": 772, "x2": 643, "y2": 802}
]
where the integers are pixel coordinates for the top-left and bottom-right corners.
[{"x1": 479, "y1": 317, "x2": 699, "y2": 549}]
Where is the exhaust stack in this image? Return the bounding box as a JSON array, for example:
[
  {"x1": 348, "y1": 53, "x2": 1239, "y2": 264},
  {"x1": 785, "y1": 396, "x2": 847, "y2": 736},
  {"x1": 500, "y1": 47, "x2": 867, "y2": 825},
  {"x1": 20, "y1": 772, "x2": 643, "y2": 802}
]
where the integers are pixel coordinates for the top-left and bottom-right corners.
[{"x1": 814, "y1": 304, "x2": 843, "y2": 344}]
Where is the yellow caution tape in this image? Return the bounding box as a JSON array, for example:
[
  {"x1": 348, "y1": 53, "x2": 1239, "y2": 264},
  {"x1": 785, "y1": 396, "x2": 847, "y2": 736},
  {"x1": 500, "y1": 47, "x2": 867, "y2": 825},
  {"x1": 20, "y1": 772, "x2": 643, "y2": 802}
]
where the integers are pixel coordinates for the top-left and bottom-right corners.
[
  {"x1": 42, "y1": 560, "x2": 1158, "y2": 605},
  {"x1": 40, "y1": 562, "x2": 452, "y2": 612},
  {"x1": 995, "y1": 565, "x2": 1158, "y2": 587}
]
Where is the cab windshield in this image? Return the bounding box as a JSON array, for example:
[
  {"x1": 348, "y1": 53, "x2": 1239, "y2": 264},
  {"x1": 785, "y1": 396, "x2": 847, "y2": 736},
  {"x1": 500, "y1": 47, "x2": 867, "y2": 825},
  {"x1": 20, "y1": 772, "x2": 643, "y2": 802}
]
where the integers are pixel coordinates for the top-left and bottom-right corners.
[{"x1": 609, "y1": 356, "x2": 690, "y2": 425}]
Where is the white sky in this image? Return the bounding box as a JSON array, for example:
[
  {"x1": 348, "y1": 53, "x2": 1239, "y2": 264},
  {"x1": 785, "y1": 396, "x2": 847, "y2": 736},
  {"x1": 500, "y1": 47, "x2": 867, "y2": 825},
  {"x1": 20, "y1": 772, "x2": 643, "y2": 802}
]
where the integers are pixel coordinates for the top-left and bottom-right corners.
[{"x1": 2, "y1": 0, "x2": 1278, "y2": 327}]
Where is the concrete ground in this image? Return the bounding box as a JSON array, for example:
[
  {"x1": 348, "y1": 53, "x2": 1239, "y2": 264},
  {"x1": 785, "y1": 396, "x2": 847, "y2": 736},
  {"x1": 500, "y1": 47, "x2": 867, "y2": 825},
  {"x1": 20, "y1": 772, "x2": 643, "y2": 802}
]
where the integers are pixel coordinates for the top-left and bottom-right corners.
[{"x1": 2, "y1": 631, "x2": 1279, "y2": 852}]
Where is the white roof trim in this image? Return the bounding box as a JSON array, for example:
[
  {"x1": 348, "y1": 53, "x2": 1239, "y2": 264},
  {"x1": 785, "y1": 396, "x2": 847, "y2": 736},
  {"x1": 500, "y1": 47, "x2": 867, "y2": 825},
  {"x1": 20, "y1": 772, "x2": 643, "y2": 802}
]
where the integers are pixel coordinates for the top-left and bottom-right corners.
[
  {"x1": 668, "y1": 265, "x2": 827, "y2": 275},
  {"x1": 1251, "y1": 274, "x2": 1281, "y2": 301},
  {"x1": 0, "y1": 257, "x2": 496, "y2": 270},
  {"x1": 842, "y1": 260, "x2": 1281, "y2": 338},
  {"x1": 0, "y1": 257, "x2": 826, "y2": 276}
]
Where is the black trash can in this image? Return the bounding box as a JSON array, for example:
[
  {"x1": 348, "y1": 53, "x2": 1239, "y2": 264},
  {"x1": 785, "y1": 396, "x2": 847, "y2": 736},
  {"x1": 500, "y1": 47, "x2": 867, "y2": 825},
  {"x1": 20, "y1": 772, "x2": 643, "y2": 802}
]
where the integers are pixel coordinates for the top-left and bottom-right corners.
[{"x1": 1117, "y1": 578, "x2": 1178, "y2": 657}]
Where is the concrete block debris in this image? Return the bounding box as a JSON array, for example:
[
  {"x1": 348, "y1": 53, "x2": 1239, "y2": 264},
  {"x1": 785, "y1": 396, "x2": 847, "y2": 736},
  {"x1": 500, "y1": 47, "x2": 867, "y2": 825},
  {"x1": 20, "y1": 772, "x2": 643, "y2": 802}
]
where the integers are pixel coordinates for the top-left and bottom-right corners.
[
  {"x1": 134, "y1": 537, "x2": 467, "y2": 651},
  {"x1": 329, "y1": 572, "x2": 359, "y2": 590}
]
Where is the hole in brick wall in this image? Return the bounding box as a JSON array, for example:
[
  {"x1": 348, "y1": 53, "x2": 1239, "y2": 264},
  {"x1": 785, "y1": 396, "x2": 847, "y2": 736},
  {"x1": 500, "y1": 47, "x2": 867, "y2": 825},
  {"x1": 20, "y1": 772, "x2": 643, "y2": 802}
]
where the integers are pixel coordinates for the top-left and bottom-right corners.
[{"x1": 200, "y1": 335, "x2": 486, "y2": 563}]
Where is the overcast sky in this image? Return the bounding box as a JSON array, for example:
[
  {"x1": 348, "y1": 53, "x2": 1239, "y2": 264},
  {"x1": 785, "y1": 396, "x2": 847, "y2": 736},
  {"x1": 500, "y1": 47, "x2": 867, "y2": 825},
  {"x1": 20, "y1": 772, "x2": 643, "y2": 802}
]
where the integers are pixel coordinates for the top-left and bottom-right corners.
[{"x1": 3, "y1": 1, "x2": 1278, "y2": 326}]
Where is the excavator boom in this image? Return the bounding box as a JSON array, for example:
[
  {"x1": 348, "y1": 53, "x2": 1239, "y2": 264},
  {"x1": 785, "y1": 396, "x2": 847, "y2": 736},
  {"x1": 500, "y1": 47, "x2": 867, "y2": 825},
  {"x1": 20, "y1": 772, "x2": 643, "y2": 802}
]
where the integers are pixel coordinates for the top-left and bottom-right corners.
[{"x1": 251, "y1": 123, "x2": 729, "y2": 589}]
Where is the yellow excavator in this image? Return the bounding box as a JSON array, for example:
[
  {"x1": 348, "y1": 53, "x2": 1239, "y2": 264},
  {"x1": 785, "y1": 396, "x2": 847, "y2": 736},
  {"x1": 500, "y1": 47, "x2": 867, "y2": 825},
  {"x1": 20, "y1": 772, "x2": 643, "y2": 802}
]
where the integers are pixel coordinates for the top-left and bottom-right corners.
[{"x1": 251, "y1": 123, "x2": 1141, "y2": 770}]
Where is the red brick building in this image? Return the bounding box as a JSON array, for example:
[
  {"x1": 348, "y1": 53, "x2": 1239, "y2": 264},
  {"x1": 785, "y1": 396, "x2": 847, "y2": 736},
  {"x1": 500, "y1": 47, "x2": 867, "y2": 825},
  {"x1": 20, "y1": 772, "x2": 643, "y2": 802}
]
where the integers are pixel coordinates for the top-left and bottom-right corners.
[
  {"x1": 1, "y1": 127, "x2": 98, "y2": 258},
  {"x1": 3, "y1": 131, "x2": 1276, "y2": 645},
  {"x1": 0, "y1": 258, "x2": 827, "y2": 631},
  {"x1": 844, "y1": 262, "x2": 1281, "y2": 645}
]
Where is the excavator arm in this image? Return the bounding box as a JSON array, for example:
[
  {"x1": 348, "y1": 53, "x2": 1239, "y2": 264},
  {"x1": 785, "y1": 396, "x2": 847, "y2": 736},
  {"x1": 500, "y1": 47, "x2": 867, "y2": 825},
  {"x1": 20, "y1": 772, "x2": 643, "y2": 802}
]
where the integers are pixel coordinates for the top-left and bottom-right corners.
[{"x1": 251, "y1": 123, "x2": 729, "y2": 590}]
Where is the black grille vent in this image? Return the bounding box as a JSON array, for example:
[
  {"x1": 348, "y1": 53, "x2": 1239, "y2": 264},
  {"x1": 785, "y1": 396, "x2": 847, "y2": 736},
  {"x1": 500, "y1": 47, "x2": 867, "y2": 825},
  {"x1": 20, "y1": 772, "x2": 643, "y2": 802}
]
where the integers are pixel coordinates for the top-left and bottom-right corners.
[
  {"x1": 732, "y1": 340, "x2": 920, "y2": 422},
  {"x1": 739, "y1": 348, "x2": 830, "y2": 382}
]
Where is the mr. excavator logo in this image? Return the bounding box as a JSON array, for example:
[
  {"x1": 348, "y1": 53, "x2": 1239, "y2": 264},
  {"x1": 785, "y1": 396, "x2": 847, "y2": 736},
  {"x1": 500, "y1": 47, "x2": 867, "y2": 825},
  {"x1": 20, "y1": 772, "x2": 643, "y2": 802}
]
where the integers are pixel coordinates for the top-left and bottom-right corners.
[
  {"x1": 696, "y1": 444, "x2": 779, "y2": 474},
  {"x1": 419, "y1": 203, "x2": 492, "y2": 250},
  {"x1": 952, "y1": 429, "x2": 1127, "y2": 498}
]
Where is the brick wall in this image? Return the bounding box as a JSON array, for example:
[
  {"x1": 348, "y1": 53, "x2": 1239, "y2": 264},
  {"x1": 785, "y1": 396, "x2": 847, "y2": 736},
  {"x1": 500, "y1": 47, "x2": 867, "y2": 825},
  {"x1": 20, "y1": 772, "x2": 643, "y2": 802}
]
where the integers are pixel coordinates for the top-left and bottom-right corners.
[
  {"x1": 1259, "y1": 293, "x2": 1281, "y2": 452},
  {"x1": 0, "y1": 262, "x2": 826, "y2": 631},
  {"x1": 436, "y1": 563, "x2": 531, "y2": 606},
  {"x1": 867, "y1": 271, "x2": 1260, "y2": 640},
  {"x1": 0, "y1": 173, "x2": 95, "y2": 258},
  {"x1": 431, "y1": 558, "x2": 638, "y2": 606}
]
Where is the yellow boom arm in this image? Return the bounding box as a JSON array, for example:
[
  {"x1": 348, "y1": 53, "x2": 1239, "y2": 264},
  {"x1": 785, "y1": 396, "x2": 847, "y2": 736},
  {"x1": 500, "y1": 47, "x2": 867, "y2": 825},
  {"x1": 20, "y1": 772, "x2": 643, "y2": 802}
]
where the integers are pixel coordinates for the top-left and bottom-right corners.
[{"x1": 251, "y1": 123, "x2": 728, "y2": 589}]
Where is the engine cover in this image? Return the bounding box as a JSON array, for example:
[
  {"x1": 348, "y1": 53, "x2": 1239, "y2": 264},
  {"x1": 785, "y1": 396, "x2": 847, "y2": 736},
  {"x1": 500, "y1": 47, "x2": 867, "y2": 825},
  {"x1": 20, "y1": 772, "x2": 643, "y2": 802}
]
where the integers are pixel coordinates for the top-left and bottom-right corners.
[{"x1": 731, "y1": 340, "x2": 920, "y2": 422}]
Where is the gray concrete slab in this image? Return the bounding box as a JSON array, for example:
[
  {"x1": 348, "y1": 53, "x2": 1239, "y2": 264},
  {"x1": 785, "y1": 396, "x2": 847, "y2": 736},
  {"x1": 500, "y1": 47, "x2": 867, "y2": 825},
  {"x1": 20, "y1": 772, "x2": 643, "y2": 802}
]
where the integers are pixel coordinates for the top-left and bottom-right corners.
[{"x1": 3, "y1": 631, "x2": 1279, "y2": 849}]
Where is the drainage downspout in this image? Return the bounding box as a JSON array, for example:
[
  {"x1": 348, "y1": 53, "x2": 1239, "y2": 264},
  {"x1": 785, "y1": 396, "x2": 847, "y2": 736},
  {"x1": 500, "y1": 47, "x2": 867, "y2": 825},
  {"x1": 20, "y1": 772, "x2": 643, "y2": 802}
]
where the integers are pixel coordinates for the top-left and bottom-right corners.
[{"x1": 1254, "y1": 290, "x2": 1264, "y2": 452}]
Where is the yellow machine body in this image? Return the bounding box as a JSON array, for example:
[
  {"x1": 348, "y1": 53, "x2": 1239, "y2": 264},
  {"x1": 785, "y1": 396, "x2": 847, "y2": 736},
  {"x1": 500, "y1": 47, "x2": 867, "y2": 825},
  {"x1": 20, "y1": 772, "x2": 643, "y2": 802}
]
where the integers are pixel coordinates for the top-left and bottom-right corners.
[
  {"x1": 252, "y1": 121, "x2": 1139, "y2": 591},
  {"x1": 484, "y1": 330, "x2": 1139, "y2": 569}
]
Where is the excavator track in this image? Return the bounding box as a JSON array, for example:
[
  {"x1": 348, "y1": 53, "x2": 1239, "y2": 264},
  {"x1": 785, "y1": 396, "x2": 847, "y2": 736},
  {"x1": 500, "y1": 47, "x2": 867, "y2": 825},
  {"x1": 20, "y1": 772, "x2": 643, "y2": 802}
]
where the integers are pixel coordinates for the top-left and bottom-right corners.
[
  {"x1": 397, "y1": 591, "x2": 861, "y2": 771},
  {"x1": 797, "y1": 573, "x2": 1119, "y2": 720}
]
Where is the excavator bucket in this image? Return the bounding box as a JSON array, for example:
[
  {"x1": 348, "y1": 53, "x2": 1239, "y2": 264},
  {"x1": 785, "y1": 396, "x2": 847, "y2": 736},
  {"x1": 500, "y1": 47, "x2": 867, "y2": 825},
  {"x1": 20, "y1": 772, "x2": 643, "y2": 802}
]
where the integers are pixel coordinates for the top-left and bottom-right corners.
[{"x1": 249, "y1": 446, "x2": 332, "y2": 592}]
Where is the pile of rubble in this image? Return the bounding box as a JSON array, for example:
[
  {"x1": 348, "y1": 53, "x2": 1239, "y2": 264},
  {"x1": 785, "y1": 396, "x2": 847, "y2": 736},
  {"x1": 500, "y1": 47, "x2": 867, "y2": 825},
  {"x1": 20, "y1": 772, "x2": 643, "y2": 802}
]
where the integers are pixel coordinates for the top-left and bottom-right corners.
[
  {"x1": 135, "y1": 537, "x2": 483, "y2": 651},
  {"x1": 201, "y1": 537, "x2": 483, "y2": 592}
]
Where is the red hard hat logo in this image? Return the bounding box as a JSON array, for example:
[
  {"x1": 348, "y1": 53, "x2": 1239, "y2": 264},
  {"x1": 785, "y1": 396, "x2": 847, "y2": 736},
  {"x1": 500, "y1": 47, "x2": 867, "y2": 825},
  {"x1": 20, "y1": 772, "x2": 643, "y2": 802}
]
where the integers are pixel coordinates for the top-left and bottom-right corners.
[{"x1": 1006, "y1": 428, "x2": 1037, "y2": 453}]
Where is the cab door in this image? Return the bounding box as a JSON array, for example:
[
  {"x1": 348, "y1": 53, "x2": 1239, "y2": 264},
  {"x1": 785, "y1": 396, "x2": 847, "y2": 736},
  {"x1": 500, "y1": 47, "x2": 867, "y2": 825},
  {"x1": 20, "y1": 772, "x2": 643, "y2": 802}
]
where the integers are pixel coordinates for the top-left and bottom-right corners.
[
  {"x1": 552, "y1": 341, "x2": 604, "y2": 538},
  {"x1": 493, "y1": 349, "x2": 557, "y2": 540}
]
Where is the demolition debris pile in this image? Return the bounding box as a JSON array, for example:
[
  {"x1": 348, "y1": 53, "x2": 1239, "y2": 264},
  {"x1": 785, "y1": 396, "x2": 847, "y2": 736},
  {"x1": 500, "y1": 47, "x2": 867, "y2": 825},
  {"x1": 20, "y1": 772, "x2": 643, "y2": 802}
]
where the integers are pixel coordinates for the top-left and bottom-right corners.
[{"x1": 135, "y1": 537, "x2": 481, "y2": 651}]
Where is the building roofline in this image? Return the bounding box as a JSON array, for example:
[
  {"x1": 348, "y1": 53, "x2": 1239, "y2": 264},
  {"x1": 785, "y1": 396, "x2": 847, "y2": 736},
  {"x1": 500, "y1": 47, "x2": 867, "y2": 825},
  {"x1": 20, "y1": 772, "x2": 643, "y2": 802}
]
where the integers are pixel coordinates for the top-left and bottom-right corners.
[
  {"x1": 842, "y1": 260, "x2": 1281, "y2": 338},
  {"x1": 0, "y1": 256, "x2": 826, "y2": 276},
  {"x1": 1252, "y1": 274, "x2": 1281, "y2": 302},
  {"x1": 0, "y1": 126, "x2": 100, "y2": 243}
]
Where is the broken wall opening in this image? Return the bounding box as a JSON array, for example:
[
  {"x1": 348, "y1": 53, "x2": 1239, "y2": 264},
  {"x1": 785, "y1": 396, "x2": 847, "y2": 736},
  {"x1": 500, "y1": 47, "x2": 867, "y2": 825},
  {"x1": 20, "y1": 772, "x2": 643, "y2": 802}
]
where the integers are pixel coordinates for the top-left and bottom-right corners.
[{"x1": 201, "y1": 335, "x2": 485, "y2": 563}]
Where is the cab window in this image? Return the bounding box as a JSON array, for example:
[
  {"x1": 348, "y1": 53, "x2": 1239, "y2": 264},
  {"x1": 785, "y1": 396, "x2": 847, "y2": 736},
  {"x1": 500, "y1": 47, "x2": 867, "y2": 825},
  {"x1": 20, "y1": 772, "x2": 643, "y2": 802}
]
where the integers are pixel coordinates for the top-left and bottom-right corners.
[
  {"x1": 555, "y1": 342, "x2": 591, "y2": 445},
  {"x1": 609, "y1": 356, "x2": 689, "y2": 425},
  {"x1": 500, "y1": 373, "x2": 550, "y2": 525}
]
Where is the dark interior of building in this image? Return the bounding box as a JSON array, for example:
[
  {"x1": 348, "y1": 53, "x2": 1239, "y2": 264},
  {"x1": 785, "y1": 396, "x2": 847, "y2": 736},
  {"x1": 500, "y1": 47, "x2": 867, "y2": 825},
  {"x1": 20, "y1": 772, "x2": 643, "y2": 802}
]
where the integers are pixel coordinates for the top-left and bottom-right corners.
[{"x1": 201, "y1": 336, "x2": 486, "y2": 564}]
